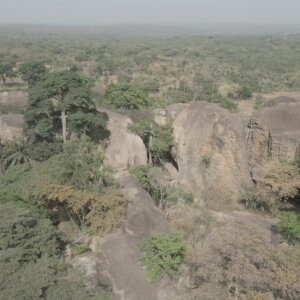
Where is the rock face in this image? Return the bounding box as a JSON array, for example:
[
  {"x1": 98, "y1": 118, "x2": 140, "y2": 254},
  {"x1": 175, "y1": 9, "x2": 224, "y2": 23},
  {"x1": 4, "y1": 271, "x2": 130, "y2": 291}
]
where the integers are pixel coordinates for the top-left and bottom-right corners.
[
  {"x1": 101, "y1": 109, "x2": 147, "y2": 171},
  {"x1": 172, "y1": 102, "x2": 251, "y2": 209},
  {"x1": 100, "y1": 171, "x2": 172, "y2": 300},
  {"x1": 247, "y1": 97, "x2": 300, "y2": 166},
  {"x1": 0, "y1": 114, "x2": 23, "y2": 142},
  {"x1": 0, "y1": 91, "x2": 27, "y2": 108}
]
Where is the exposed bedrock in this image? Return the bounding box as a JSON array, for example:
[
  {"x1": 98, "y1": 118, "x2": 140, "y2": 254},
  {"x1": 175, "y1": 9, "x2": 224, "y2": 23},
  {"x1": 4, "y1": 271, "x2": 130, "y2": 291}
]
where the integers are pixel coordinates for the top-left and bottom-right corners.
[
  {"x1": 0, "y1": 114, "x2": 23, "y2": 142},
  {"x1": 170, "y1": 102, "x2": 251, "y2": 209},
  {"x1": 247, "y1": 96, "x2": 300, "y2": 167},
  {"x1": 0, "y1": 91, "x2": 28, "y2": 108}
]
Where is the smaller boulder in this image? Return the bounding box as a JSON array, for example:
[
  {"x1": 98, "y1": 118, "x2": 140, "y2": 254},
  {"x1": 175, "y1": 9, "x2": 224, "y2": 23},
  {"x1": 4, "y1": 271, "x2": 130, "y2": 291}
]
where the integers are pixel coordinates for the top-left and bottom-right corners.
[{"x1": 101, "y1": 109, "x2": 147, "y2": 171}]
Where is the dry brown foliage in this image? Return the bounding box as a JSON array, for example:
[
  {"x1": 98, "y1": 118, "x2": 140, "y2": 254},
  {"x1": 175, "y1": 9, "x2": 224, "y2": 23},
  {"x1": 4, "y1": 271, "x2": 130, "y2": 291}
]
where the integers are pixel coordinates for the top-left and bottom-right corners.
[
  {"x1": 177, "y1": 216, "x2": 299, "y2": 300},
  {"x1": 262, "y1": 161, "x2": 300, "y2": 201}
]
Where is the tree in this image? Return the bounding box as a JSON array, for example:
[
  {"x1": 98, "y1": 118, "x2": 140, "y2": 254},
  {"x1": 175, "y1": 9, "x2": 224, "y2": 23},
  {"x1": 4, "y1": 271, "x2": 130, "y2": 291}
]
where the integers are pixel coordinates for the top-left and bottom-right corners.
[
  {"x1": 0, "y1": 62, "x2": 15, "y2": 86},
  {"x1": 25, "y1": 71, "x2": 107, "y2": 143},
  {"x1": 105, "y1": 82, "x2": 150, "y2": 109},
  {"x1": 0, "y1": 202, "x2": 111, "y2": 299},
  {"x1": 0, "y1": 139, "x2": 31, "y2": 170},
  {"x1": 19, "y1": 61, "x2": 47, "y2": 86}
]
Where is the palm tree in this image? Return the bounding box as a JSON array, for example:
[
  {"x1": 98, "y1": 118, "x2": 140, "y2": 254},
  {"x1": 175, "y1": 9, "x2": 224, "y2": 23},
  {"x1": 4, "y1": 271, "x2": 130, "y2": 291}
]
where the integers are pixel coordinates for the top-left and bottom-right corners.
[{"x1": 2, "y1": 139, "x2": 31, "y2": 170}]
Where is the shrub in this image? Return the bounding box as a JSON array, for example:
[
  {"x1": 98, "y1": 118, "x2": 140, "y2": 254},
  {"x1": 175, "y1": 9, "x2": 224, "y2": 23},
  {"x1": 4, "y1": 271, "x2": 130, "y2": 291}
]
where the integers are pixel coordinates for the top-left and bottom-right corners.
[
  {"x1": 277, "y1": 211, "x2": 300, "y2": 244},
  {"x1": 132, "y1": 77, "x2": 160, "y2": 93},
  {"x1": 236, "y1": 85, "x2": 253, "y2": 99},
  {"x1": 166, "y1": 86, "x2": 194, "y2": 104},
  {"x1": 131, "y1": 165, "x2": 193, "y2": 209},
  {"x1": 241, "y1": 188, "x2": 275, "y2": 212},
  {"x1": 73, "y1": 243, "x2": 90, "y2": 256},
  {"x1": 25, "y1": 140, "x2": 63, "y2": 162},
  {"x1": 219, "y1": 98, "x2": 238, "y2": 111},
  {"x1": 242, "y1": 162, "x2": 300, "y2": 213},
  {"x1": 140, "y1": 232, "x2": 186, "y2": 281}
]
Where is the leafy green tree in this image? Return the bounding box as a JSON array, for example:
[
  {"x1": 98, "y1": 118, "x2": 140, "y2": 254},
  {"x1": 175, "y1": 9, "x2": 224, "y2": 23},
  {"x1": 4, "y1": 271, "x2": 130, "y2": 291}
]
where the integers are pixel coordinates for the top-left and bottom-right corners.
[
  {"x1": 38, "y1": 71, "x2": 93, "y2": 142},
  {"x1": 24, "y1": 71, "x2": 107, "y2": 143},
  {"x1": 19, "y1": 61, "x2": 47, "y2": 86},
  {"x1": 105, "y1": 82, "x2": 150, "y2": 109},
  {"x1": 0, "y1": 202, "x2": 62, "y2": 300},
  {"x1": 140, "y1": 232, "x2": 186, "y2": 281},
  {"x1": 0, "y1": 202, "x2": 111, "y2": 300},
  {"x1": 0, "y1": 62, "x2": 15, "y2": 86}
]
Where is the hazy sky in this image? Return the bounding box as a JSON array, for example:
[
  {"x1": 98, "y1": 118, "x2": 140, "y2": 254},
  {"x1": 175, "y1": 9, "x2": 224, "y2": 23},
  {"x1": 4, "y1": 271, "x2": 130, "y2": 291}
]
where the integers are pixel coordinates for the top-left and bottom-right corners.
[{"x1": 0, "y1": 0, "x2": 299, "y2": 25}]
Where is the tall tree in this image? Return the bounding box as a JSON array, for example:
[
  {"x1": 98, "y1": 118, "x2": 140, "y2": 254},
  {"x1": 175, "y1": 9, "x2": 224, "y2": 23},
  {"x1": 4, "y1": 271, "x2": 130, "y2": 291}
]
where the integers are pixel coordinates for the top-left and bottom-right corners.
[{"x1": 26, "y1": 71, "x2": 105, "y2": 143}]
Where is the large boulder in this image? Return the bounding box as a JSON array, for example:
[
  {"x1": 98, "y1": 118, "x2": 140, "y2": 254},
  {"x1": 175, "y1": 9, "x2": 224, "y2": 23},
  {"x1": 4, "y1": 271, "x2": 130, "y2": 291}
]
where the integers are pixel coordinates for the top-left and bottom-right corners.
[
  {"x1": 171, "y1": 102, "x2": 251, "y2": 209},
  {"x1": 101, "y1": 109, "x2": 147, "y2": 171},
  {"x1": 247, "y1": 96, "x2": 300, "y2": 166},
  {"x1": 0, "y1": 114, "x2": 23, "y2": 142}
]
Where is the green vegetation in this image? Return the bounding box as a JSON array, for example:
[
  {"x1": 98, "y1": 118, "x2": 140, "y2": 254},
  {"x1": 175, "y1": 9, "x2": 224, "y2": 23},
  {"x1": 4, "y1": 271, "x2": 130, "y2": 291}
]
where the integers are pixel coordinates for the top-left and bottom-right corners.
[
  {"x1": 104, "y1": 82, "x2": 150, "y2": 109},
  {"x1": 19, "y1": 61, "x2": 47, "y2": 86},
  {"x1": 236, "y1": 85, "x2": 253, "y2": 99},
  {"x1": 131, "y1": 165, "x2": 193, "y2": 209},
  {"x1": 25, "y1": 70, "x2": 107, "y2": 143},
  {"x1": 241, "y1": 188, "x2": 272, "y2": 212},
  {"x1": 0, "y1": 136, "x2": 125, "y2": 234},
  {"x1": 219, "y1": 98, "x2": 238, "y2": 111},
  {"x1": 129, "y1": 120, "x2": 173, "y2": 164},
  {"x1": 73, "y1": 243, "x2": 90, "y2": 255},
  {"x1": 0, "y1": 202, "x2": 110, "y2": 300},
  {"x1": 140, "y1": 232, "x2": 186, "y2": 281},
  {"x1": 0, "y1": 62, "x2": 15, "y2": 85},
  {"x1": 1, "y1": 25, "x2": 300, "y2": 300},
  {"x1": 0, "y1": 138, "x2": 31, "y2": 170},
  {"x1": 277, "y1": 211, "x2": 300, "y2": 244}
]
